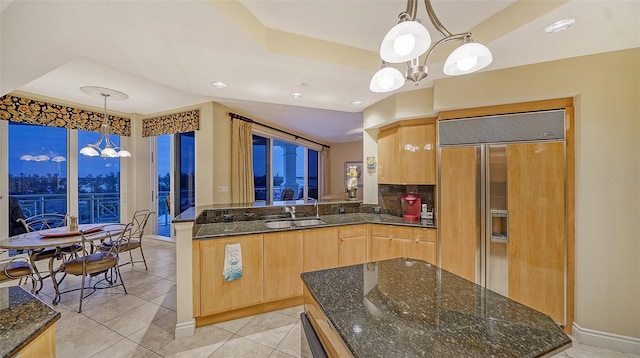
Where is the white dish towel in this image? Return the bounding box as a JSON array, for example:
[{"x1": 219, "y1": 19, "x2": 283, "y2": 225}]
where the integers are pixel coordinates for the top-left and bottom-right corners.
[{"x1": 223, "y1": 243, "x2": 243, "y2": 282}]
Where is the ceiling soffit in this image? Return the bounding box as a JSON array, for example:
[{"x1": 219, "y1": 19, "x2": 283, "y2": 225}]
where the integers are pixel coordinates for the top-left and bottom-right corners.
[{"x1": 207, "y1": 0, "x2": 379, "y2": 71}]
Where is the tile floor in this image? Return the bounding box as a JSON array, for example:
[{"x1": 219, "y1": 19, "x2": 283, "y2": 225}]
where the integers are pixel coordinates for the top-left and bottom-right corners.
[{"x1": 19, "y1": 239, "x2": 638, "y2": 358}]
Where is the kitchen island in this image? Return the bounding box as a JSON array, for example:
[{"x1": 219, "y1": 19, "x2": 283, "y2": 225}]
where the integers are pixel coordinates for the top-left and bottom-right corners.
[
  {"x1": 301, "y1": 258, "x2": 571, "y2": 358},
  {"x1": 0, "y1": 286, "x2": 60, "y2": 357}
]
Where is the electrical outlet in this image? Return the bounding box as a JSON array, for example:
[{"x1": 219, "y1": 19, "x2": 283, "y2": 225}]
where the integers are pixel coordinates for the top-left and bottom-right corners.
[{"x1": 218, "y1": 186, "x2": 229, "y2": 192}]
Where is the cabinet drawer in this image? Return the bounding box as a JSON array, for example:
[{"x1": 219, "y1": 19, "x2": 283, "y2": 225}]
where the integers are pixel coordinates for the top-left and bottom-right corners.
[
  {"x1": 413, "y1": 227, "x2": 437, "y2": 242},
  {"x1": 338, "y1": 224, "x2": 367, "y2": 239},
  {"x1": 369, "y1": 224, "x2": 395, "y2": 237}
]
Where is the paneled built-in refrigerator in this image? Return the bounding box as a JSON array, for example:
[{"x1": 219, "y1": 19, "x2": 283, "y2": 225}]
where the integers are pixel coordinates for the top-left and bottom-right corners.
[{"x1": 437, "y1": 109, "x2": 568, "y2": 326}]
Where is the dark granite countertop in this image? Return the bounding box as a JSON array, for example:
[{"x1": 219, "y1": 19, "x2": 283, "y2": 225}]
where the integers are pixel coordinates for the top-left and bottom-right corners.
[
  {"x1": 0, "y1": 286, "x2": 61, "y2": 358},
  {"x1": 301, "y1": 258, "x2": 571, "y2": 358},
  {"x1": 194, "y1": 213, "x2": 436, "y2": 239}
]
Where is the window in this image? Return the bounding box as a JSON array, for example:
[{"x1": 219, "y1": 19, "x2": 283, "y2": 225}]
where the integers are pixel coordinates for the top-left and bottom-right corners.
[
  {"x1": 253, "y1": 134, "x2": 320, "y2": 202},
  {"x1": 253, "y1": 136, "x2": 270, "y2": 201},
  {"x1": 77, "y1": 130, "x2": 121, "y2": 224},
  {"x1": 8, "y1": 122, "x2": 68, "y2": 235},
  {"x1": 6, "y1": 122, "x2": 123, "y2": 232}
]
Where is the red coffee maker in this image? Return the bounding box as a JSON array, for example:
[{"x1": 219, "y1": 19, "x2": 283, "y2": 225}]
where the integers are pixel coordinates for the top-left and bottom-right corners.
[{"x1": 401, "y1": 193, "x2": 421, "y2": 221}]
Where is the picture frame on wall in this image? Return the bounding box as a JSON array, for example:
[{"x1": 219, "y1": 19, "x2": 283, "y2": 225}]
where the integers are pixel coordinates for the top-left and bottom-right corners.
[{"x1": 344, "y1": 161, "x2": 363, "y2": 186}]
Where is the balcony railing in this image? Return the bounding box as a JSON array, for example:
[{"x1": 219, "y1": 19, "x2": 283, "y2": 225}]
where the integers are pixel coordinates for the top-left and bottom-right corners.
[{"x1": 13, "y1": 193, "x2": 120, "y2": 224}]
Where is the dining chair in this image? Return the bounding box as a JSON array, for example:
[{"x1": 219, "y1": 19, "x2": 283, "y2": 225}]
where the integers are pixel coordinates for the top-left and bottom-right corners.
[
  {"x1": 0, "y1": 250, "x2": 37, "y2": 293},
  {"x1": 16, "y1": 213, "x2": 82, "y2": 293},
  {"x1": 98, "y1": 209, "x2": 154, "y2": 270},
  {"x1": 53, "y1": 224, "x2": 131, "y2": 313},
  {"x1": 280, "y1": 189, "x2": 295, "y2": 201}
]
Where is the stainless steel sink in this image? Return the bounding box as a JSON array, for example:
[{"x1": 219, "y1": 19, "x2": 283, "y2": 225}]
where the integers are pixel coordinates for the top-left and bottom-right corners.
[
  {"x1": 264, "y1": 218, "x2": 326, "y2": 229},
  {"x1": 264, "y1": 220, "x2": 293, "y2": 229},
  {"x1": 293, "y1": 218, "x2": 326, "y2": 227}
]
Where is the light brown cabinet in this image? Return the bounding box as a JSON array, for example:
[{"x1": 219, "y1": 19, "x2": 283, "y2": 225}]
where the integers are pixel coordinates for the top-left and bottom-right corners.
[
  {"x1": 412, "y1": 227, "x2": 437, "y2": 264},
  {"x1": 378, "y1": 118, "x2": 436, "y2": 185},
  {"x1": 439, "y1": 146, "x2": 478, "y2": 282},
  {"x1": 263, "y1": 231, "x2": 303, "y2": 302},
  {"x1": 377, "y1": 126, "x2": 399, "y2": 184},
  {"x1": 199, "y1": 234, "x2": 264, "y2": 316},
  {"x1": 303, "y1": 227, "x2": 339, "y2": 272},
  {"x1": 17, "y1": 324, "x2": 56, "y2": 358},
  {"x1": 369, "y1": 224, "x2": 437, "y2": 264},
  {"x1": 194, "y1": 222, "x2": 436, "y2": 325},
  {"x1": 338, "y1": 224, "x2": 368, "y2": 266},
  {"x1": 507, "y1": 142, "x2": 566, "y2": 323}
]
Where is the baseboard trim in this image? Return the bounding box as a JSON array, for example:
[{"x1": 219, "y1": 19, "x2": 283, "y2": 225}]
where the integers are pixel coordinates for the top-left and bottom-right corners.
[
  {"x1": 144, "y1": 235, "x2": 176, "y2": 246},
  {"x1": 572, "y1": 322, "x2": 640, "y2": 355},
  {"x1": 175, "y1": 319, "x2": 196, "y2": 339},
  {"x1": 196, "y1": 296, "x2": 304, "y2": 327}
]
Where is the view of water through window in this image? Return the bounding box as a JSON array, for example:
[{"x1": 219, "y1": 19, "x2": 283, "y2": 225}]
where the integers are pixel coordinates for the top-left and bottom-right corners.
[{"x1": 7, "y1": 122, "x2": 121, "y2": 234}]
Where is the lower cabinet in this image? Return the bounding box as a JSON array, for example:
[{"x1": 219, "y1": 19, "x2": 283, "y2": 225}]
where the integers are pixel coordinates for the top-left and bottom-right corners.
[
  {"x1": 199, "y1": 234, "x2": 264, "y2": 316},
  {"x1": 195, "y1": 223, "x2": 436, "y2": 324},
  {"x1": 369, "y1": 225, "x2": 413, "y2": 261},
  {"x1": 263, "y1": 231, "x2": 303, "y2": 302},
  {"x1": 18, "y1": 324, "x2": 56, "y2": 358},
  {"x1": 369, "y1": 224, "x2": 438, "y2": 264},
  {"x1": 338, "y1": 225, "x2": 368, "y2": 266},
  {"x1": 413, "y1": 227, "x2": 437, "y2": 264},
  {"x1": 303, "y1": 227, "x2": 339, "y2": 272}
]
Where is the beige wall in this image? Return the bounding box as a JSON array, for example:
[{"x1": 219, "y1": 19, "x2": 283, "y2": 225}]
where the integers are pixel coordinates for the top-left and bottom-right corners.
[
  {"x1": 363, "y1": 48, "x2": 640, "y2": 339},
  {"x1": 197, "y1": 102, "x2": 230, "y2": 206},
  {"x1": 327, "y1": 141, "x2": 363, "y2": 198}
]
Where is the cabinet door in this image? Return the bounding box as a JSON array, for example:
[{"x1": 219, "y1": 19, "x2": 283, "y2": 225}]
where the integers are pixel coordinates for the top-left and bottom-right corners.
[
  {"x1": 369, "y1": 236, "x2": 413, "y2": 261},
  {"x1": 439, "y1": 146, "x2": 479, "y2": 282},
  {"x1": 391, "y1": 238, "x2": 414, "y2": 258},
  {"x1": 399, "y1": 123, "x2": 436, "y2": 184},
  {"x1": 263, "y1": 231, "x2": 303, "y2": 301},
  {"x1": 377, "y1": 127, "x2": 399, "y2": 184},
  {"x1": 412, "y1": 227, "x2": 437, "y2": 264},
  {"x1": 303, "y1": 227, "x2": 339, "y2": 272},
  {"x1": 199, "y1": 234, "x2": 264, "y2": 316},
  {"x1": 338, "y1": 224, "x2": 368, "y2": 266},
  {"x1": 507, "y1": 142, "x2": 565, "y2": 323},
  {"x1": 338, "y1": 236, "x2": 367, "y2": 266},
  {"x1": 414, "y1": 240, "x2": 437, "y2": 264},
  {"x1": 369, "y1": 236, "x2": 393, "y2": 261}
]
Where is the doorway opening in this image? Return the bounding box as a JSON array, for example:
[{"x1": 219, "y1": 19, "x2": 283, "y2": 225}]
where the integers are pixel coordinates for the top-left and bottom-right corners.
[{"x1": 154, "y1": 132, "x2": 195, "y2": 238}]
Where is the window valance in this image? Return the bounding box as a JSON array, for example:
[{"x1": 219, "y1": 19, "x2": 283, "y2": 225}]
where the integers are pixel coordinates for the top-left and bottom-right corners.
[
  {"x1": 142, "y1": 109, "x2": 200, "y2": 137},
  {"x1": 0, "y1": 94, "x2": 131, "y2": 136}
]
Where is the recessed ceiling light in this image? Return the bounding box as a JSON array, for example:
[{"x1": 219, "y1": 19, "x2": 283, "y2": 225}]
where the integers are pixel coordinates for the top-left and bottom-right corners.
[
  {"x1": 544, "y1": 17, "x2": 576, "y2": 33},
  {"x1": 290, "y1": 92, "x2": 303, "y2": 99},
  {"x1": 210, "y1": 81, "x2": 228, "y2": 88},
  {"x1": 351, "y1": 101, "x2": 364, "y2": 106}
]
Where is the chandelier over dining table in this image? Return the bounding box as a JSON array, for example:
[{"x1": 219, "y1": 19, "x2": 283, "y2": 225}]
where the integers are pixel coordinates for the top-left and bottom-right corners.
[
  {"x1": 79, "y1": 86, "x2": 131, "y2": 158},
  {"x1": 370, "y1": 0, "x2": 493, "y2": 93}
]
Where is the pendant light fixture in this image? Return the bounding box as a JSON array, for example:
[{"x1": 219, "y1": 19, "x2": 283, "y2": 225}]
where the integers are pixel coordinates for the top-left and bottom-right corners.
[
  {"x1": 79, "y1": 86, "x2": 131, "y2": 158},
  {"x1": 370, "y1": 0, "x2": 493, "y2": 93}
]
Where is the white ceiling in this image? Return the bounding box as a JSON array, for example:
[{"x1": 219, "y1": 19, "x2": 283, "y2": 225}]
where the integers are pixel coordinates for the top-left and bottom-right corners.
[{"x1": 1, "y1": 0, "x2": 639, "y2": 143}]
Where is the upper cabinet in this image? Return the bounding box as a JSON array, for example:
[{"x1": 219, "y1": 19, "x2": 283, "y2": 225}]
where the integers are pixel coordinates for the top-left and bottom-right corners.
[{"x1": 377, "y1": 118, "x2": 436, "y2": 185}]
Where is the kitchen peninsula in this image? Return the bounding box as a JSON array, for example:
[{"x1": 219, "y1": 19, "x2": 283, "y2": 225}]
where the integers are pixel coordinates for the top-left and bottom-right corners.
[
  {"x1": 302, "y1": 258, "x2": 572, "y2": 358},
  {"x1": 0, "y1": 286, "x2": 60, "y2": 357},
  {"x1": 172, "y1": 200, "x2": 438, "y2": 337}
]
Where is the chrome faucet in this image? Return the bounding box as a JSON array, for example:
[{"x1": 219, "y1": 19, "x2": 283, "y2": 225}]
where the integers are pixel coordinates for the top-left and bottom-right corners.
[
  {"x1": 303, "y1": 197, "x2": 319, "y2": 218},
  {"x1": 284, "y1": 206, "x2": 296, "y2": 219}
]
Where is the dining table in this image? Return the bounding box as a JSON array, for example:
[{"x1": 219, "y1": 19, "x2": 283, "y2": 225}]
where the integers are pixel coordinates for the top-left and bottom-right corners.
[{"x1": 0, "y1": 223, "x2": 124, "y2": 304}]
